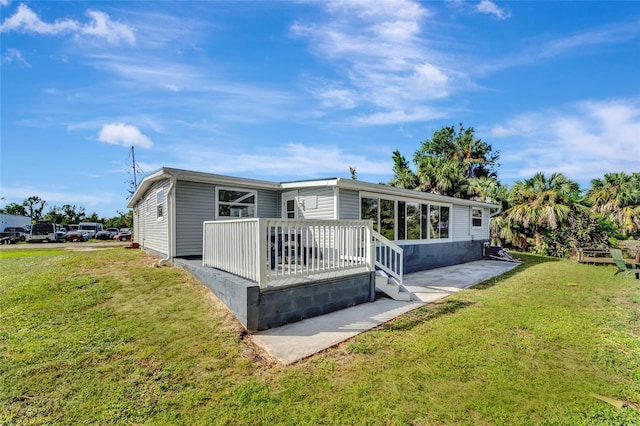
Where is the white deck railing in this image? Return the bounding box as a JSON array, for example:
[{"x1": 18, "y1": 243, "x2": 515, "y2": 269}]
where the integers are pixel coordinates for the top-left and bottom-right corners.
[
  {"x1": 371, "y1": 230, "x2": 403, "y2": 285},
  {"x1": 203, "y1": 219, "x2": 375, "y2": 288}
]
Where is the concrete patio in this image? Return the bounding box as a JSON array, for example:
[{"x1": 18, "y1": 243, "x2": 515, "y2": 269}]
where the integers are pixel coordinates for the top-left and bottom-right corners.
[{"x1": 252, "y1": 260, "x2": 520, "y2": 364}]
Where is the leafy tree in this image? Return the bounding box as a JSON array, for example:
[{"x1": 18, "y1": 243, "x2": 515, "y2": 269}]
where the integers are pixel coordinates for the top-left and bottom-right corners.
[
  {"x1": 465, "y1": 176, "x2": 508, "y2": 207},
  {"x1": 104, "y1": 210, "x2": 133, "y2": 229},
  {"x1": 23, "y1": 196, "x2": 46, "y2": 222},
  {"x1": 62, "y1": 204, "x2": 86, "y2": 224},
  {"x1": 389, "y1": 150, "x2": 419, "y2": 189},
  {"x1": 0, "y1": 202, "x2": 27, "y2": 216},
  {"x1": 497, "y1": 172, "x2": 593, "y2": 255},
  {"x1": 416, "y1": 123, "x2": 499, "y2": 179},
  {"x1": 584, "y1": 172, "x2": 640, "y2": 238},
  {"x1": 390, "y1": 124, "x2": 501, "y2": 199},
  {"x1": 43, "y1": 206, "x2": 65, "y2": 224},
  {"x1": 507, "y1": 172, "x2": 580, "y2": 230},
  {"x1": 85, "y1": 212, "x2": 100, "y2": 223}
]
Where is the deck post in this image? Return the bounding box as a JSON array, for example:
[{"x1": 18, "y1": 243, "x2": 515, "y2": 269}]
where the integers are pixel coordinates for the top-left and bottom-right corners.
[
  {"x1": 366, "y1": 222, "x2": 374, "y2": 270},
  {"x1": 256, "y1": 219, "x2": 268, "y2": 289}
]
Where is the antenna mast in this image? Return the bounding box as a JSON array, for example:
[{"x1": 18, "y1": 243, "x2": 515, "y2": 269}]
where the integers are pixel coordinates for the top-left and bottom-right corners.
[
  {"x1": 127, "y1": 146, "x2": 143, "y2": 200},
  {"x1": 131, "y1": 146, "x2": 137, "y2": 188}
]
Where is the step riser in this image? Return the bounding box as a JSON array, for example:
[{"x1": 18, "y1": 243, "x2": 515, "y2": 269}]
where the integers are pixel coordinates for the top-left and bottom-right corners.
[{"x1": 375, "y1": 278, "x2": 413, "y2": 301}]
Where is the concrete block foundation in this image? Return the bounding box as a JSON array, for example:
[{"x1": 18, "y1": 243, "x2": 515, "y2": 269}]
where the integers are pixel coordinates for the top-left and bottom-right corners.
[
  {"x1": 174, "y1": 258, "x2": 375, "y2": 331},
  {"x1": 402, "y1": 240, "x2": 488, "y2": 274}
]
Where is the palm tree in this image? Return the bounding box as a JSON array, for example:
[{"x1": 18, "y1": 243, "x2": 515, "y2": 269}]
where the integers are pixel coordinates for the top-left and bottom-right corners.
[
  {"x1": 465, "y1": 176, "x2": 506, "y2": 205},
  {"x1": 501, "y1": 172, "x2": 583, "y2": 251},
  {"x1": 413, "y1": 155, "x2": 466, "y2": 197},
  {"x1": 584, "y1": 172, "x2": 640, "y2": 237},
  {"x1": 389, "y1": 150, "x2": 419, "y2": 189},
  {"x1": 450, "y1": 125, "x2": 499, "y2": 179},
  {"x1": 410, "y1": 124, "x2": 500, "y2": 198}
]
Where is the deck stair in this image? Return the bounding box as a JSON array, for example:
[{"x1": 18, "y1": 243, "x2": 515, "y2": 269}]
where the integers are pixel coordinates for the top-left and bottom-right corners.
[{"x1": 375, "y1": 270, "x2": 414, "y2": 301}]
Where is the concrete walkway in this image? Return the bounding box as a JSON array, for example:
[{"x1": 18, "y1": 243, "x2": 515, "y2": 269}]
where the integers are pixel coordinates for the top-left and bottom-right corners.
[{"x1": 252, "y1": 260, "x2": 520, "y2": 364}]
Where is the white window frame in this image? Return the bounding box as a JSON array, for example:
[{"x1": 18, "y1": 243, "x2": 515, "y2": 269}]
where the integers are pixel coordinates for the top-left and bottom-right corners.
[
  {"x1": 156, "y1": 189, "x2": 164, "y2": 220},
  {"x1": 215, "y1": 186, "x2": 258, "y2": 219},
  {"x1": 359, "y1": 191, "x2": 452, "y2": 244},
  {"x1": 471, "y1": 207, "x2": 483, "y2": 228},
  {"x1": 145, "y1": 196, "x2": 150, "y2": 216},
  {"x1": 281, "y1": 190, "x2": 298, "y2": 219}
]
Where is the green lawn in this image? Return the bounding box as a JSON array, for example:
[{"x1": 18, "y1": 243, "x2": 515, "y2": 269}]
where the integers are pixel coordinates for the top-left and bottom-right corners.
[{"x1": 1, "y1": 247, "x2": 639, "y2": 425}]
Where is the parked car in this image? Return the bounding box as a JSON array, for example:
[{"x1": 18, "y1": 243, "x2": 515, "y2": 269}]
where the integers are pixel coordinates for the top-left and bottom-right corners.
[
  {"x1": 94, "y1": 230, "x2": 110, "y2": 240},
  {"x1": 95, "y1": 227, "x2": 119, "y2": 240},
  {"x1": 114, "y1": 229, "x2": 132, "y2": 241},
  {"x1": 65, "y1": 231, "x2": 88, "y2": 242}
]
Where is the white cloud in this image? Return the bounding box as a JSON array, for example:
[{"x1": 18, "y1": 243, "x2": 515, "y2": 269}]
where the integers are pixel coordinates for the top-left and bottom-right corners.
[
  {"x1": 0, "y1": 0, "x2": 11, "y2": 7},
  {"x1": 0, "y1": 4, "x2": 135, "y2": 45},
  {"x1": 475, "y1": 1, "x2": 511, "y2": 20},
  {"x1": 353, "y1": 106, "x2": 448, "y2": 126},
  {"x1": 0, "y1": 3, "x2": 79, "y2": 34},
  {"x1": 488, "y1": 98, "x2": 640, "y2": 183},
  {"x1": 2, "y1": 48, "x2": 29, "y2": 67},
  {"x1": 479, "y1": 18, "x2": 640, "y2": 74},
  {"x1": 164, "y1": 142, "x2": 392, "y2": 179},
  {"x1": 0, "y1": 186, "x2": 112, "y2": 207},
  {"x1": 325, "y1": 0, "x2": 431, "y2": 22},
  {"x1": 79, "y1": 10, "x2": 135, "y2": 45},
  {"x1": 539, "y1": 19, "x2": 639, "y2": 59},
  {"x1": 291, "y1": 0, "x2": 469, "y2": 125},
  {"x1": 98, "y1": 123, "x2": 153, "y2": 149}
]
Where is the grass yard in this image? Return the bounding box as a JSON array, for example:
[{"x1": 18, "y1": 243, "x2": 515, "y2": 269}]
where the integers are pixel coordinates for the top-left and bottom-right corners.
[{"x1": 1, "y1": 247, "x2": 639, "y2": 425}]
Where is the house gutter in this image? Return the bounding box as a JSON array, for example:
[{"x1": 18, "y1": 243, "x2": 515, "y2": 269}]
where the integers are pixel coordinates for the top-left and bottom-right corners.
[{"x1": 155, "y1": 174, "x2": 177, "y2": 267}]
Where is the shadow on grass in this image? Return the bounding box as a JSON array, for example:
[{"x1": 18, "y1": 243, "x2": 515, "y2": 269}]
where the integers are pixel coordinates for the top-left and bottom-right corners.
[
  {"x1": 472, "y1": 252, "x2": 560, "y2": 290},
  {"x1": 381, "y1": 299, "x2": 475, "y2": 332}
]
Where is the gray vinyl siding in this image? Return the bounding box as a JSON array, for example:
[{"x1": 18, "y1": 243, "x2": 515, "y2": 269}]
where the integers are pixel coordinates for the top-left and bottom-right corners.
[
  {"x1": 132, "y1": 204, "x2": 140, "y2": 242},
  {"x1": 470, "y1": 207, "x2": 490, "y2": 240},
  {"x1": 174, "y1": 183, "x2": 279, "y2": 256},
  {"x1": 452, "y1": 205, "x2": 470, "y2": 241},
  {"x1": 297, "y1": 187, "x2": 336, "y2": 220},
  {"x1": 138, "y1": 179, "x2": 170, "y2": 256},
  {"x1": 452, "y1": 205, "x2": 490, "y2": 241},
  {"x1": 338, "y1": 189, "x2": 360, "y2": 220},
  {"x1": 175, "y1": 181, "x2": 216, "y2": 256},
  {"x1": 257, "y1": 189, "x2": 278, "y2": 218}
]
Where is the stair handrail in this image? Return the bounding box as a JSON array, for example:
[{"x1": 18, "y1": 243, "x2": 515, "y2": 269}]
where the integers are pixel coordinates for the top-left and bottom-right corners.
[{"x1": 371, "y1": 229, "x2": 403, "y2": 286}]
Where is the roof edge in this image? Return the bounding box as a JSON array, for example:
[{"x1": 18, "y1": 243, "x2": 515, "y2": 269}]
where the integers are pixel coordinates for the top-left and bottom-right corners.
[{"x1": 126, "y1": 167, "x2": 499, "y2": 210}]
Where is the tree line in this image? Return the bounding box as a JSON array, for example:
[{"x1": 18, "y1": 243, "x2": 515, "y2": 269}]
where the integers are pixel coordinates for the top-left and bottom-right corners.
[
  {"x1": 387, "y1": 124, "x2": 639, "y2": 257},
  {"x1": 0, "y1": 196, "x2": 133, "y2": 230}
]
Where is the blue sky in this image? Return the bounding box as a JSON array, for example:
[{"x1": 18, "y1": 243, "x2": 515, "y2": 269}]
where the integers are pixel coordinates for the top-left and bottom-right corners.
[{"x1": 1, "y1": 0, "x2": 639, "y2": 218}]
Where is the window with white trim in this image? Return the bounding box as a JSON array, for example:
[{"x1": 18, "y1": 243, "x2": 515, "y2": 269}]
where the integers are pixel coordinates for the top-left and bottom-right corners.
[
  {"x1": 156, "y1": 189, "x2": 164, "y2": 219},
  {"x1": 471, "y1": 208, "x2": 483, "y2": 228},
  {"x1": 361, "y1": 193, "x2": 449, "y2": 242},
  {"x1": 216, "y1": 187, "x2": 257, "y2": 218},
  {"x1": 429, "y1": 205, "x2": 450, "y2": 239}
]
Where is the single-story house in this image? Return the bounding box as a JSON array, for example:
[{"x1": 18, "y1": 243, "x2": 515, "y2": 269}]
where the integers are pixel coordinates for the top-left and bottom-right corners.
[{"x1": 127, "y1": 167, "x2": 499, "y2": 331}]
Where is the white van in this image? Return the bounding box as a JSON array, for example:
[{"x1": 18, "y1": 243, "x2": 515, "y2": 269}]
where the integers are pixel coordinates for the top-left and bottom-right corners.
[{"x1": 78, "y1": 222, "x2": 104, "y2": 239}]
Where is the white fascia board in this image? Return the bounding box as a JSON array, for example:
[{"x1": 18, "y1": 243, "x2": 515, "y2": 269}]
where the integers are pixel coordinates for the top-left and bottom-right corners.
[
  {"x1": 171, "y1": 169, "x2": 281, "y2": 190},
  {"x1": 127, "y1": 167, "x2": 281, "y2": 209},
  {"x1": 334, "y1": 178, "x2": 499, "y2": 209},
  {"x1": 127, "y1": 168, "x2": 171, "y2": 209},
  {"x1": 279, "y1": 179, "x2": 339, "y2": 189}
]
